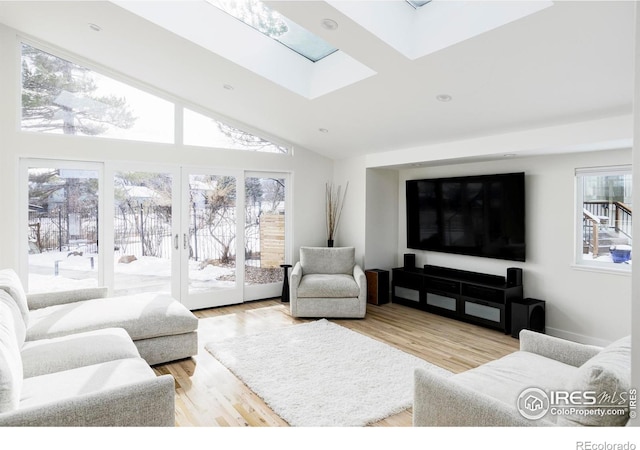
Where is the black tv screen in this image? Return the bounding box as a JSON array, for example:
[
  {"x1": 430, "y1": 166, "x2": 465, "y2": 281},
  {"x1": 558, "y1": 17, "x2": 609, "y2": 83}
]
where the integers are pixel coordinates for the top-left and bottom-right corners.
[{"x1": 406, "y1": 172, "x2": 525, "y2": 261}]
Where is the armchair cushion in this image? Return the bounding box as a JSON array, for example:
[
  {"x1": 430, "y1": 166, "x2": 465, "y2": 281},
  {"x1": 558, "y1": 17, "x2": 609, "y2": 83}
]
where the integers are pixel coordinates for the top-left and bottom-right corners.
[
  {"x1": 299, "y1": 247, "x2": 355, "y2": 274},
  {"x1": 0, "y1": 269, "x2": 29, "y2": 327},
  {"x1": 297, "y1": 274, "x2": 361, "y2": 298}
]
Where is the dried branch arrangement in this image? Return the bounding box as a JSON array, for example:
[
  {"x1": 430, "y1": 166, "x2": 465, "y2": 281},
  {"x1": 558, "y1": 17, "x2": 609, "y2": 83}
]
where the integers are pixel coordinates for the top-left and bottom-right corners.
[{"x1": 326, "y1": 181, "x2": 349, "y2": 243}]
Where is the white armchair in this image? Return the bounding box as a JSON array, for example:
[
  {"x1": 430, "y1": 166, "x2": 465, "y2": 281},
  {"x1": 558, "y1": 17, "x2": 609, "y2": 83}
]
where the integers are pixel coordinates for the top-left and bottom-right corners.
[{"x1": 289, "y1": 247, "x2": 366, "y2": 318}]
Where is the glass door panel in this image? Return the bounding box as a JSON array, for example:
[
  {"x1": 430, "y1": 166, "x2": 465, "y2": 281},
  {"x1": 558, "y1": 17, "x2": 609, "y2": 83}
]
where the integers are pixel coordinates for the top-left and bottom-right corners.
[
  {"x1": 244, "y1": 175, "x2": 287, "y2": 300},
  {"x1": 182, "y1": 170, "x2": 243, "y2": 309},
  {"x1": 113, "y1": 171, "x2": 174, "y2": 296},
  {"x1": 26, "y1": 164, "x2": 101, "y2": 292}
]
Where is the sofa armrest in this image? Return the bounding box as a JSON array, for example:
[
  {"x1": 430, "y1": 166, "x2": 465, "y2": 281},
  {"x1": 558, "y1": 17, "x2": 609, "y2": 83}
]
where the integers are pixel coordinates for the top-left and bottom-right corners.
[
  {"x1": 519, "y1": 329, "x2": 602, "y2": 367},
  {"x1": 353, "y1": 265, "x2": 366, "y2": 289},
  {"x1": 27, "y1": 286, "x2": 109, "y2": 310},
  {"x1": 0, "y1": 374, "x2": 175, "y2": 426},
  {"x1": 290, "y1": 262, "x2": 302, "y2": 291},
  {"x1": 413, "y1": 367, "x2": 547, "y2": 427}
]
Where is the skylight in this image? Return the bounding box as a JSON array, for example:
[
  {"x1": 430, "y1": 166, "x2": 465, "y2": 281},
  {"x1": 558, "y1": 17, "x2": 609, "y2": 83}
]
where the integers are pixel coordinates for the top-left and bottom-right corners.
[
  {"x1": 406, "y1": 1, "x2": 431, "y2": 9},
  {"x1": 206, "y1": 0, "x2": 337, "y2": 62}
]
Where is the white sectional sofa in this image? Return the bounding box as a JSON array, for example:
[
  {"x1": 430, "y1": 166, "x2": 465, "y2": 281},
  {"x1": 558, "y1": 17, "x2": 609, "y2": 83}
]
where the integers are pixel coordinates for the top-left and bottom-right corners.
[
  {"x1": 0, "y1": 289, "x2": 175, "y2": 426},
  {"x1": 1, "y1": 269, "x2": 198, "y2": 365},
  {"x1": 0, "y1": 268, "x2": 200, "y2": 426},
  {"x1": 413, "y1": 330, "x2": 631, "y2": 427}
]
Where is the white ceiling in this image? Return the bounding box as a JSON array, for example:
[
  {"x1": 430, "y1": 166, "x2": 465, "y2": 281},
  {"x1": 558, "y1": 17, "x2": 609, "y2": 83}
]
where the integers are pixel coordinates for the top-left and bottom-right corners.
[{"x1": 0, "y1": 1, "x2": 634, "y2": 161}]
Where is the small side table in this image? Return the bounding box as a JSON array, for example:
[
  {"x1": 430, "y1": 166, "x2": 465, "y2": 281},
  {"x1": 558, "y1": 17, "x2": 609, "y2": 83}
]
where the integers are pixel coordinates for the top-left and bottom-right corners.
[
  {"x1": 365, "y1": 269, "x2": 389, "y2": 305},
  {"x1": 280, "y1": 264, "x2": 293, "y2": 303}
]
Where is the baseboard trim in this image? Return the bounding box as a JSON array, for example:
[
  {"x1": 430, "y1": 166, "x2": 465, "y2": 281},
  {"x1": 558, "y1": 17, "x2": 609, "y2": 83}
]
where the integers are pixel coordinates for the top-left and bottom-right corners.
[{"x1": 545, "y1": 327, "x2": 611, "y2": 347}]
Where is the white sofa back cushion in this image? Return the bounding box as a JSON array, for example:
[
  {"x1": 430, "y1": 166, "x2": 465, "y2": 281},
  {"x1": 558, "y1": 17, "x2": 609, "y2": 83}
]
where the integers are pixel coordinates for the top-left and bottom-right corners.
[
  {"x1": 0, "y1": 291, "x2": 26, "y2": 347},
  {"x1": 0, "y1": 269, "x2": 29, "y2": 327},
  {"x1": 559, "y1": 335, "x2": 631, "y2": 426},
  {"x1": 0, "y1": 300, "x2": 23, "y2": 413},
  {"x1": 299, "y1": 247, "x2": 355, "y2": 275}
]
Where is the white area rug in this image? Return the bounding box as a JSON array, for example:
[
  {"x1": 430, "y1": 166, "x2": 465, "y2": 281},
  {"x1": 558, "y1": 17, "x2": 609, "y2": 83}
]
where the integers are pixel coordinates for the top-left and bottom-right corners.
[{"x1": 205, "y1": 319, "x2": 452, "y2": 427}]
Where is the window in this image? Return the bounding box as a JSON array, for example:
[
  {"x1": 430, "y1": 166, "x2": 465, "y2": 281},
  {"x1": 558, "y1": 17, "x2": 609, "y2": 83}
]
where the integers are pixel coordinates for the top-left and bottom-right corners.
[
  {"x1": 576, "y1": 166, "x2": 632, "y2": 269},
  {"x1": 406, "y1": 1, "x2": 432, "y2": 9},
  {"x1": 206, "y1": 0, "x2": 337, "y2": 62},
  {"x1": 25, "y1": 162, "x2": 102, "y2": 292},
  {"x1": 21, "y1": 43, "x2": 174, "y2": 143},
  {"x1": 183, "y1": 108, "x2": 289, "y2": 154}
]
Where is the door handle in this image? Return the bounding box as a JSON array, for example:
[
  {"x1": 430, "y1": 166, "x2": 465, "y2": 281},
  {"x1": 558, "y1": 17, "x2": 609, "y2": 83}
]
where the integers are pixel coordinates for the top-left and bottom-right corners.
[{"x1": 174, "y1": 234, "x2": 179, "y2": 250}]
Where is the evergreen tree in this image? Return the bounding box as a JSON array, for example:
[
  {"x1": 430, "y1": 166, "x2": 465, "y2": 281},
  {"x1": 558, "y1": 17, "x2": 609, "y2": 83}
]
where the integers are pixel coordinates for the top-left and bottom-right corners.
[{"x1": 21, "y1": 43, "x2": 136, "y2": 135}]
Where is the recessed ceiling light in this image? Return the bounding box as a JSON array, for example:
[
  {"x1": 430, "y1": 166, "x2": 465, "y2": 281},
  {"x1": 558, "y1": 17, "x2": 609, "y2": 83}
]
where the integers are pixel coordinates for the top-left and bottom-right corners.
[
  {"x1": 503, "y1": 154, "x2": 516, "y2": 158},
  {"x1": 88, "y1": 23, "x2": 102, "y2": 32},
  {"x1": 319, "y1": 128, "x2": 329, "y2": 133},
  {"x1": 436, "y1": 94, "x2": 452, "y2": 102},
  {"x1": 321, "y1": 19, "x2": 339, "y2": 31},
  {"x1": 223, "y1": 84, "x2": 234, "y2": 91}
]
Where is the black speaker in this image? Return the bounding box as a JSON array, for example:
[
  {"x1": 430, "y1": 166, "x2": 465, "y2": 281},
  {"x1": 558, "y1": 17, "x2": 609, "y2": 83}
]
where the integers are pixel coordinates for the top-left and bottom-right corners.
[
  {"x1": 507, "y1": 267, "x2": 523, "y2": 287},
  {"x1": 404, "y1": 253, "x2": 415, "y2": 269},
  {"x1": 511, "y1": 298, "x2": 545, "y2": 338}
]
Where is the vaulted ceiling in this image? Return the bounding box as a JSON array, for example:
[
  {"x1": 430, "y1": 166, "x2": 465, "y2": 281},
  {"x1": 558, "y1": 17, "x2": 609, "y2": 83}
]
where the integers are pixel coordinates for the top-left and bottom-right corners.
[{"x1": 0, "y1": 1, "x2": 634, "y2": 160}]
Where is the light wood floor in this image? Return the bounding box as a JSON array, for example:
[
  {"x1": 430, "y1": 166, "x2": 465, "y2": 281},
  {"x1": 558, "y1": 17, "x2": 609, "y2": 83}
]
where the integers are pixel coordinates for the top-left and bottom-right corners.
[{"x1": 153, "y1": 299, "x2": 519, "y2": 427}]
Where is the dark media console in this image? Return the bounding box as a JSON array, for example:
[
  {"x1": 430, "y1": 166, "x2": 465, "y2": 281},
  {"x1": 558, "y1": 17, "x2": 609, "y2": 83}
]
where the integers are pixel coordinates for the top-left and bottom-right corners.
[{"x1": 392, "y1": 265, "x2": 523, "y2": 334}]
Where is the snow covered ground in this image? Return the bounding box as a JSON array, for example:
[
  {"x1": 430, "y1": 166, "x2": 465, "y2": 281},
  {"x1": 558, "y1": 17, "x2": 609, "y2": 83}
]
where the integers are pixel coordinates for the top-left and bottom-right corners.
[{"x1": 28, "y1": 251, "x2": 235, "y2": 293}]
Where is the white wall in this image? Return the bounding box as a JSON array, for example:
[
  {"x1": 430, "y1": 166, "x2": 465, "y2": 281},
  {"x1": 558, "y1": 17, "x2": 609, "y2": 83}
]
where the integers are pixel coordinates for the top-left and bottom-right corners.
[
  {"x1": 364, "y1": 168, "x2": 398, "y2": 271},
  {"x1": 333, "y1": 156, "x2": 367, "y2": 267},
  {"x1": 397, "y1": 149, "x2": 632, "y2": 346},
  {"x1": 0, "y1": 24, "x2": 333, "y2": 275}
]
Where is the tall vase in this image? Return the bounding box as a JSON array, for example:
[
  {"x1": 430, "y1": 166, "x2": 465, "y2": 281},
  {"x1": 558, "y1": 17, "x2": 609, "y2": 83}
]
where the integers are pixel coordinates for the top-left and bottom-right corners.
[{"x1": 327, "y1": 240, "x2": 334, "y2": 247}]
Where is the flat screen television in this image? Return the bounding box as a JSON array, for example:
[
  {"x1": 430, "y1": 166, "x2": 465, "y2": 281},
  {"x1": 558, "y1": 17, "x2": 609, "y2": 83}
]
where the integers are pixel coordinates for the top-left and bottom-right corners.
[{"x1": 406, "y1": 172, "x2": 525, "y2": 262}]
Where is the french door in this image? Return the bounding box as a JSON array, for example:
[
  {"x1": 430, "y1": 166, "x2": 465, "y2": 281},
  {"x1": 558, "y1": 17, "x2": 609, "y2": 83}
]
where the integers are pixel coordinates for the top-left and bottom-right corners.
[
  {"x1": 22, "y1": 159, "x2": 289, "y2": 309},
  {"x1": 22, "y1": 160, "x2": 103, "y2": 293},
  {"x1": 180, "y1": 168, "x2": 244, "y2": 309}
]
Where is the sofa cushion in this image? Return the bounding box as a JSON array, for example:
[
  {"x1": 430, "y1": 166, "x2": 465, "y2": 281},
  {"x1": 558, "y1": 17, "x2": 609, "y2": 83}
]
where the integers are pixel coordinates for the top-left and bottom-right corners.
[
  {"x1": 300, "y1": 247, "x2": 355, "y2": 275},
  {"x1": 558, "y1": 335, "x2": 631, "y2": 427},
  {"x1": 19, "y1": 357, "x2": 156, "y2": 409},
  {"x1": 297, "y1": 274, "x2": 361, "y2": 298},
  {"x1": 0, "y1": 291, "x2": 26, "y2": 347},
  {"x1": 21, "y1": 328, "x2": 141, "y2": 378},
  {"x1": 451, "y1": 350, "x2": 576, "y2": 423},
  {"x1": 26, "y1": 292, "x2": 198, "y2": 342},
  {"x1": 0, "y1": 269, "x2": 29, "y2": 327},
  {"x1": 0, "y1": 300, "x2": 23, "y2": 413}
]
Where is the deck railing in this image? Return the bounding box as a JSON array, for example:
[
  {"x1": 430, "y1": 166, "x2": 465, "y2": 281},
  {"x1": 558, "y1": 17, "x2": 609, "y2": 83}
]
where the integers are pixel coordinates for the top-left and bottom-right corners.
[{"x1": 582, "y1": 201, "x2": 632, "y2": 258}]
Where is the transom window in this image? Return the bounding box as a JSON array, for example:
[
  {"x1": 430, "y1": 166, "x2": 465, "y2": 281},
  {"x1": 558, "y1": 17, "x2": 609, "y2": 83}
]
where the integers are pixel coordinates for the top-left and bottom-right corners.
[
  {"x1": 183, "y1": 108, "x2": 289, "y2": 154},
  {"x1": 206, "y1": 0, "x2": 338, "y2": 62},
  {"x1": 406, "y1": 1, "x2": 432, "y2": 9},
  {"x1": 20, "y1": 42, "x2": 292, "y2": 153},
  {"x1": 21, "y1": 43, "x2": 174, "y2": 143},
  {"x1": 576, "y1": 166, "x2": 632, "y2": 270}
]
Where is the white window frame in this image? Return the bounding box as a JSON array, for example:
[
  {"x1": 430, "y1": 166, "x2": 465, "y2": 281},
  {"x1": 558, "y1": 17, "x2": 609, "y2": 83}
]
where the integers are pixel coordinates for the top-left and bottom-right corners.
[{"x1": 574, "y1": 165, "x2": 632, "y2": 274}]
